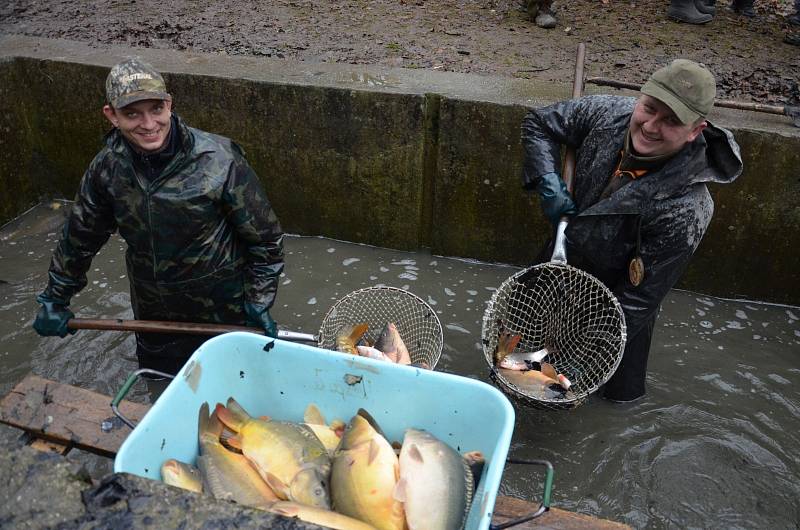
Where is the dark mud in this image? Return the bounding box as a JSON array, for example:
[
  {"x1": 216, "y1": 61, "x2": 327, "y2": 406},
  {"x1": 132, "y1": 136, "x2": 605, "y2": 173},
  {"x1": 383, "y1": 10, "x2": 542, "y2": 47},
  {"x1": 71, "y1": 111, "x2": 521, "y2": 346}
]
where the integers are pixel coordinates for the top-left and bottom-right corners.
[{"x1": 1, "y1": 0, "x2": 798, "y2": 105}]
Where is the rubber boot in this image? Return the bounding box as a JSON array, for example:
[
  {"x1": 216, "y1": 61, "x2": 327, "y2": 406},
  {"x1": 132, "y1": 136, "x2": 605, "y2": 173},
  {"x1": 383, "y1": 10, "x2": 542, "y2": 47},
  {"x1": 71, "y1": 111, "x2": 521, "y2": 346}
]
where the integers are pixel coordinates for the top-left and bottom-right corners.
[
  {"x1": 695, "y1": 0, "x2": 716, "y2": 15},
  {"x1": 667, "y1": 0, "x2": 713, "y2": 24},
  {"x1": 730, "y1": 0, "x2": 755, "y2": 17},
  {"x1": 526, "y1": 0, "x2": 557, "y2": 28}
]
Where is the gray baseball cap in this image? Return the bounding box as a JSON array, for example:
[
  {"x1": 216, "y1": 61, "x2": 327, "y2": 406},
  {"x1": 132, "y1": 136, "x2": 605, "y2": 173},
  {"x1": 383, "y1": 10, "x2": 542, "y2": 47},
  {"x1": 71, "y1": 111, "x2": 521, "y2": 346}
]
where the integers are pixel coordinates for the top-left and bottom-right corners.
[
  {"x1": 641, "y1": 59, "x2": 716, "y2": 125},
  {"x1": 105, "y1": 58, "x2": 171, "y2": 109}
]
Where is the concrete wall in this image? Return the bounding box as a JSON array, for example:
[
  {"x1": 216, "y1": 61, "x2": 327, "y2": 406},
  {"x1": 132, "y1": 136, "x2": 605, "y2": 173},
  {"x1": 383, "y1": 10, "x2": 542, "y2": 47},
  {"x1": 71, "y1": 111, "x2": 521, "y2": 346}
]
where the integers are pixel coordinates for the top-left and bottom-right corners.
[{"x1": 1, "y1": 35, "x2": 798, "y2": 304}]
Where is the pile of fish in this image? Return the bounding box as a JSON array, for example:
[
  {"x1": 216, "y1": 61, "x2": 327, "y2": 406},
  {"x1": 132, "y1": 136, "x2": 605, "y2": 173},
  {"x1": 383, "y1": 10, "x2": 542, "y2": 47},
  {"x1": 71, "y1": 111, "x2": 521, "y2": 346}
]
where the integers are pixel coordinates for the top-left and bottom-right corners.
[
  {"x1": 335, "y1": 321, "x2": 430, "y2": 369},
  {"x1": 161, "y1": 398, "x2": 483, "y2": 530},
  {"x1": 492, "y1": 323, "x2": 575, "y2": 401}
]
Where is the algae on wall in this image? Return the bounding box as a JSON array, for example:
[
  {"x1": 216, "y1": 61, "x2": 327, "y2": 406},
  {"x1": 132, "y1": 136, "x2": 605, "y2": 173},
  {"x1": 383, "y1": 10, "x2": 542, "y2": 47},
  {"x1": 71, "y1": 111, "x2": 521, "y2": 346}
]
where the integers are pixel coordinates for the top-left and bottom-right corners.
[
  {"x1": 681, "y1": 129, "x2": 800, "y2": 302},
  {"x1": 172, "y1": 72, "x2": 430, "y2": 251},
  {"x1": 0, "y1": 54, "x2": 797, "y2": 304},
  {"x1": 0, "y1": 58, "x2": 37, "y2": 225},
  {"x1": 0, "y1": 58, "x2": 110, "y2": 226}
]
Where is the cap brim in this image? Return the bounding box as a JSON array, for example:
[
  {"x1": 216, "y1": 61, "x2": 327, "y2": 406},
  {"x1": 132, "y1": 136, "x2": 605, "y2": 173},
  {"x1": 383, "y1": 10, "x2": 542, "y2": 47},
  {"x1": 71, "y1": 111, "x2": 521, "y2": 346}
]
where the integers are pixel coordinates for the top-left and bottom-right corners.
[
  {"x1": 640, "y1": 80, "x2": 701, "y2": 125},
  {"x1": 113, "y1": 91, "x2": 172, "y2": 109}
]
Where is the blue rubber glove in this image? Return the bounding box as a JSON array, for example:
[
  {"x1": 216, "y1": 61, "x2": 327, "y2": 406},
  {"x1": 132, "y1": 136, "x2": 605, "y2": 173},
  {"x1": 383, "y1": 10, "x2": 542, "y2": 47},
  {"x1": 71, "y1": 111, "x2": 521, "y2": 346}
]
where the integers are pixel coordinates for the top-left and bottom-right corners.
[
  {"x1": 33, "y1": 295, "x2": 76, "y2": 338},
  {"x1": 535, "y1": 172, "x2": 578, "y2": 225},
  {"x1": 244, "y1": 302, "x2": 278, "y2": 338}
]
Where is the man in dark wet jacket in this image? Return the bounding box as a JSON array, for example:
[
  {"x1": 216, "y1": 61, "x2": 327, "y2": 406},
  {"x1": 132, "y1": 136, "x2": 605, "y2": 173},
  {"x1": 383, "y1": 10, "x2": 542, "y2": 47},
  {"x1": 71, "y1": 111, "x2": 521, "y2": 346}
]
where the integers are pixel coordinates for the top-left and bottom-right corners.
[
  {"x1": 32, "y1": 58, "x2": 285, "y2": 375},
  {"x1": 522, "y1": 59, "x2": 742, "y2": 402}
]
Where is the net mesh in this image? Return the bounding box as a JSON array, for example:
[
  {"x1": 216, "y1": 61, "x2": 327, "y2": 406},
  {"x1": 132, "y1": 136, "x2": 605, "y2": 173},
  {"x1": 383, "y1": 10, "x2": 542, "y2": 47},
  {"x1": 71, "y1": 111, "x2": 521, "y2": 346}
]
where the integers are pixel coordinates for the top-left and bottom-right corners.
[
  {"x1": 318, "y1": 286, "x2": 443, "y2": 369},
  {"x1": 482, "y1": 263, "x2": 626, "y2": 410}
]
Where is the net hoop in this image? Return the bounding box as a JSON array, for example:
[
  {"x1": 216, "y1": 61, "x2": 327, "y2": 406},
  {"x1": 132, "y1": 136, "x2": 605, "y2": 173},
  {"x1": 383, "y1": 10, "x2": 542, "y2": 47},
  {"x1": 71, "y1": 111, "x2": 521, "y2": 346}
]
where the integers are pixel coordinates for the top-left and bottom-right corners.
[
  {"x1": 482, "y1": 263, "x2": 627, "y2": 410},
  {"x1": 318, "y1": 286, "x2": 443, "y2": 369}
]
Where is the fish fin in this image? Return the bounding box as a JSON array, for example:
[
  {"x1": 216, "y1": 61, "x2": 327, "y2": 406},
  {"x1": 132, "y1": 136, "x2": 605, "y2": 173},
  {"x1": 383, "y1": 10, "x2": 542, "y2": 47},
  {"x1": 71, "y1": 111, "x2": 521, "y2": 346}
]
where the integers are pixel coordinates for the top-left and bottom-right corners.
[
  {"x1": 217, "y1": 423, "x2": 242, "y2": 452},
  {"x1": 330, "y1": 419, "x2": 346, "y2": 437},
  {"x1": 367, "y1": 439, "x2": 381, "y2": 465},
  {"x1": 201, "y1": 404, "x2": 225, "y2": 445},
  {"x1": 225, "y1": 396, "x2": 253, "y2": 421},
  {"x1": 397, "y1": 348, "x2": 412, "y2": 365},
  {"x1": 224, "y1": 433, "x2": 243, "y2": 451},
  {"x1": 357, "y1": 408, "x2": 388, "y2": 439},
  {"x1": 304, "y1": 403, "x2": 326, "y2": 425},
  {"x1": 197, "y1": 454, "x2": 233, "y2": 501},
  {"x1": 384, "y1": 349, "x2": 400, "y2": 363},
  {"x1": 264, "y1": 472, "x2": 291, "y2": 500},
  {"x1": 215, "y1": 400, "x2": 249, "y2": 432},
  {"x1": 407, "y1": 443, "x2": 424, "y2": 464},
  {"x1": 349, "y1": 323, "x2": 369, "y2": 344},
  {"x1": 493, "y1": 331, "x2": 522, "y2": 365},
  {"x1": 268, "y1": 502, "x2": 299, "y2": 517},
  {"x1": 197, "y1": 402, "x2": 212, "y2": 444},
  {"x1": 393, "y1": 477, "x2": 408, "y2": 502},
  {"x1": 541, "y1": 362, "x2": 558, "y2": 380}
]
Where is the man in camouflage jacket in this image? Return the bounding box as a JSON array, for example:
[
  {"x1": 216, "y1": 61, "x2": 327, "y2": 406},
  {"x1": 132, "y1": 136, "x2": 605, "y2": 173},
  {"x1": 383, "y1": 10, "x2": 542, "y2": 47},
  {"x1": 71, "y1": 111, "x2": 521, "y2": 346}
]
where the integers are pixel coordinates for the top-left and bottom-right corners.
[
  {"x1": 522, "y1": 60, "x2": 742, "y2": 402},
  {"x1": 33, "y1": 58, "x2": 284, "y2": 375}
]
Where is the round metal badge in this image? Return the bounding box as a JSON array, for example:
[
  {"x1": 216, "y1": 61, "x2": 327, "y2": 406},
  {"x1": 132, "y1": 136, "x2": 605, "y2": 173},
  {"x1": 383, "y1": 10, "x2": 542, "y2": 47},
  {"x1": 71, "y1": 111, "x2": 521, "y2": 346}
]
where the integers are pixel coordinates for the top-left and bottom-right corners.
[{"x1": 628, "y1": 256, "x2": 645, "y2": 287}]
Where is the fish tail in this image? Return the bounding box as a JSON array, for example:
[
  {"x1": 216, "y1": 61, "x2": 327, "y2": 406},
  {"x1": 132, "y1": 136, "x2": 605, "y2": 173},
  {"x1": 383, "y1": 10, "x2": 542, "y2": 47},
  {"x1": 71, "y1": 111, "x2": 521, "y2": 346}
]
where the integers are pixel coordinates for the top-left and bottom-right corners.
[
  {"x1": 198, "y1": 402, "x2": 223, "y2": 443},
  {"x1": 494, "y1": 331, "x2": 522, "y2": 364},
  {"x1": 349, "y1": 323, "x2": 369, "y2": 344},
  {"x1": 215, "y1": 398, "x2": 250, "y2": 432}
]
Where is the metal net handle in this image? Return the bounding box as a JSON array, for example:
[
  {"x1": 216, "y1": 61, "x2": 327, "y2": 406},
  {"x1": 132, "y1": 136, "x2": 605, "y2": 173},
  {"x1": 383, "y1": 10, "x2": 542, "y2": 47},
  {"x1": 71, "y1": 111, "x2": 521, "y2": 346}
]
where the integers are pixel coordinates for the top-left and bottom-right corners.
[{"x1": 317, "y1": 286, "x2": 444, "y2": 368}]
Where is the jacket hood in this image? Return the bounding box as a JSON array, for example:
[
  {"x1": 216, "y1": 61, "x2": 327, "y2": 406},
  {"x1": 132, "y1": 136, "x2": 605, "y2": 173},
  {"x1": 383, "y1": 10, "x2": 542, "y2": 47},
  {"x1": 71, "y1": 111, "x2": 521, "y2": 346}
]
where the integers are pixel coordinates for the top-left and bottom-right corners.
[{"x1": 695, "y1": 121, "x2": 742, "y2": 186}]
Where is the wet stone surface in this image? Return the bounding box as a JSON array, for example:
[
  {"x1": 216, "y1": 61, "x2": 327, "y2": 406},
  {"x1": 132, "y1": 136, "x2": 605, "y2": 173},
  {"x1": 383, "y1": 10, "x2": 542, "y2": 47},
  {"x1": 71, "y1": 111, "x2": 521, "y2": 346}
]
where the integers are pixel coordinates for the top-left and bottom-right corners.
[{"x1": 0, "y1": 444, "x2": 325, "y2": 530}]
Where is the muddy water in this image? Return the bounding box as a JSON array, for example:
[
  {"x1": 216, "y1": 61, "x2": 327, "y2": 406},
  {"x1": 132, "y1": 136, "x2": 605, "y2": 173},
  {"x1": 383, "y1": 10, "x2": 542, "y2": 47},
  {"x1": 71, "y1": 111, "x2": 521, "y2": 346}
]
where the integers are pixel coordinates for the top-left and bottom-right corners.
[{"x1": 1, "y1": 203, "x2": 798, "y2": 529}]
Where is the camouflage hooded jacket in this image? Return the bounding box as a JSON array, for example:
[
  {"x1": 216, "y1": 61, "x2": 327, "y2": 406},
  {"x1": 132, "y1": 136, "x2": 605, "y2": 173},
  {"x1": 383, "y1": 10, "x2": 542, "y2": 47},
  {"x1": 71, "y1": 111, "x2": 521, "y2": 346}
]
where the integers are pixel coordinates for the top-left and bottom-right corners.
[
  {"x1": 521, "y1": 95, "x2": 742, "y2": 338},
  {"x1": 42, "y1": 114, "x2": 284, "y2": 324}
]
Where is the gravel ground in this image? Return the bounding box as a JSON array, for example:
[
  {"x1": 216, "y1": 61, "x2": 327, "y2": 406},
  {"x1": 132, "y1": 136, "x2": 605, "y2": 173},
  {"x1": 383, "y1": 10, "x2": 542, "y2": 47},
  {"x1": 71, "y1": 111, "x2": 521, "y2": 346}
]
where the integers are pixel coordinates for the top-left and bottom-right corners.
[{"x1": 1, "y1": 0, "x2": 798, "y2": 105}]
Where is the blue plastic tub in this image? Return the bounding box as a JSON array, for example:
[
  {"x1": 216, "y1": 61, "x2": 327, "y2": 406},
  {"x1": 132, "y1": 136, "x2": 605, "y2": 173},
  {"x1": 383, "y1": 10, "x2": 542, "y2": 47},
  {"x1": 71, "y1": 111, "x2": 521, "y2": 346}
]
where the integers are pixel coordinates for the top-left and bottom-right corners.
[{"x1": 114, "y1": 332, "x2": 515, "y2": 530}]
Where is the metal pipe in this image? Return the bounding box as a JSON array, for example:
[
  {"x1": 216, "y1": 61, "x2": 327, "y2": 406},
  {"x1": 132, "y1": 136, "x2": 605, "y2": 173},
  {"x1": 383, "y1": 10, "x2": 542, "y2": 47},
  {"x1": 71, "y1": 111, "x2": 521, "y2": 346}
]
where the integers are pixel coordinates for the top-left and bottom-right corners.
[{"x1": 585, "y1": 76, "x2": 791, "y2": 117}]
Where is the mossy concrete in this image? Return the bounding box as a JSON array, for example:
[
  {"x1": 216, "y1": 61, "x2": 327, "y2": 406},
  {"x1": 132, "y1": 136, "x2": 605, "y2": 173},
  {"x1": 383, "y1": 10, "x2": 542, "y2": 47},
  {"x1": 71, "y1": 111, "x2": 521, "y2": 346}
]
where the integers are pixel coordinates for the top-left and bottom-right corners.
[{"x1": 0, "y1": 35, "x2": 797, "y2": 304}]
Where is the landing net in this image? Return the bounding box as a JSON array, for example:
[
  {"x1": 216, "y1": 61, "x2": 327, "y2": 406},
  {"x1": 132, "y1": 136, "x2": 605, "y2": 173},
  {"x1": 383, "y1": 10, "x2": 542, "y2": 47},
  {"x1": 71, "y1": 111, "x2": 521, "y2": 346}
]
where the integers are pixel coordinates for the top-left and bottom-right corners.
[
  {"x1": 318, "y1": 286, "x2": 443, "y2": 369},
  {"x1": 482, "y1": 263, "x2": 626, "y2": 410}
]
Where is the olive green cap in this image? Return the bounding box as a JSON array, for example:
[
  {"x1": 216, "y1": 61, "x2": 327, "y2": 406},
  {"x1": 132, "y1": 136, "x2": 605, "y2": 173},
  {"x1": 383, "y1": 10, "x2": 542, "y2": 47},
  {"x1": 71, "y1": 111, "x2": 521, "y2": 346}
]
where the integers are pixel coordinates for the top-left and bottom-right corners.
[
  {"x1": 105, "y1": 58, "x2": 171, "y2": 109},
  {"x1": 640, "y1": 59, "x2": 716, "y2": 125}
]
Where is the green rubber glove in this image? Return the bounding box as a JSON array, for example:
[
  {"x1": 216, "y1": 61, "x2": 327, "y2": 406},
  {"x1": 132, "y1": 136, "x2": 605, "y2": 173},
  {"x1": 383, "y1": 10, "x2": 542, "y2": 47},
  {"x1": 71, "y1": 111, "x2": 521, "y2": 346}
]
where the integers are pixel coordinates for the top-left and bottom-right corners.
[
  {"x1": 536, "y1": 172, "x2": 578, "y2": 225},
  {"x1": 33, "y1": 295, "x2": 76, "y2": 338},
  {"x1": 244, "y1": 302, "x2": 278, "y2": 338}
]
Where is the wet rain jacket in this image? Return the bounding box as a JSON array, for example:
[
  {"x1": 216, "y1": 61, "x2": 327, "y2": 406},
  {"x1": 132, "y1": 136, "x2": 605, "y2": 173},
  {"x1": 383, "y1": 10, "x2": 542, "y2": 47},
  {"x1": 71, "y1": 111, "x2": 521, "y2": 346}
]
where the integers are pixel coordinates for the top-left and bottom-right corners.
[
  {"x1": 41, "y1": 114, "x2": 284, "y2": 372},
  {"x1": 522, "y1": 95, "x2": 742, "y2": 401}
]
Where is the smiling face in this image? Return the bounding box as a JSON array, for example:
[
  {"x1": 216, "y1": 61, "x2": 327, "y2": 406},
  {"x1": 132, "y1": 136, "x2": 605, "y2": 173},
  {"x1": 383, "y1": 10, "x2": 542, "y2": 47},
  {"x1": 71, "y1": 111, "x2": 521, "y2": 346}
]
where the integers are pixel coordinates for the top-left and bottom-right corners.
[
  {"x1": 102, "y1": 98, "x2": 172, "y2": 153},
  {"x1": 629, "y1": 94, "x2": 706, "y2": 158}
]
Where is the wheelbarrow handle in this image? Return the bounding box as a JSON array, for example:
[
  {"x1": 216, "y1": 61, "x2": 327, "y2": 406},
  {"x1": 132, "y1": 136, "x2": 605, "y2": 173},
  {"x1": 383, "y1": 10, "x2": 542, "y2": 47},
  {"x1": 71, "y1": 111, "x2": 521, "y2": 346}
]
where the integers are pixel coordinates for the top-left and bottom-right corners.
[
  {"x1": 490, "y1": 458, "x2": 554, "y2": 530},
  {"x1": 111, "y1": 368, "x2": 175, "y2": 429},
  {"x1": 68, "y1": 318, "x2": 318, "y2": 343}
]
